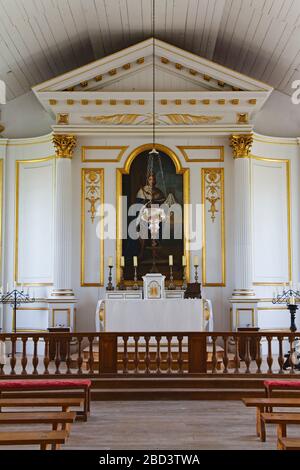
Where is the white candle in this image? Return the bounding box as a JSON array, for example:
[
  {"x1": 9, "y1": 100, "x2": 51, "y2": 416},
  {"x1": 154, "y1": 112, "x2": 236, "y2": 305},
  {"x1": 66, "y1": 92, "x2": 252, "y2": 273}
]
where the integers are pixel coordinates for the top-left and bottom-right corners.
[
  {"x1": 182, "y1": 255, "x2": 186, "y2": 267},
  {"x1": 193, "y1": 255, "x2": 199, "y2": 267},
  {"x1": 6, "y1": 283, "x2": 9, "y2": 293},
  {"x1": 108, "y1": 256, "x2": 113, "y2": 267},
  {"x1": 21, "y1": 283, "x2": 24, "y2": 292},
  {"x1": 120, "y1": 256, "x2": 125, "y2": 267},
  {"x1": 169, "y1": 255, "x2": 173, "y2": 266},
  {"x1": 133, "y1": 256, "x2": 138, "y2": 267},
  {"x1": 290, "y1": 296, "x2": 295, "y2": 305},
  {"x1": 13, "y1": 281, "x2": 16, "y2": 288}
]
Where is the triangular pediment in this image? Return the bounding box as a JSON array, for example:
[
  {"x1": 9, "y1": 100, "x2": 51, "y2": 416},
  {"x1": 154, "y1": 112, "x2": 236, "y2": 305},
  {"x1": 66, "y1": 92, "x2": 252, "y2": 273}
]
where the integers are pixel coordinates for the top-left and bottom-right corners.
[{"x1": 33, "y1": 38, "x2": 273, "y2": 132}]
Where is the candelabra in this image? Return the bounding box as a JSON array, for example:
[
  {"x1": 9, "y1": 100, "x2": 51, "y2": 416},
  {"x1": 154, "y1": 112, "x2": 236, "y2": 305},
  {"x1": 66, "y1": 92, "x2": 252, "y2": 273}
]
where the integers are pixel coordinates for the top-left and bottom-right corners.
[
  {"x1": 0, "y1": 287, "x2": 35, "y2": 333},
  {"x1": 272, "y1": 286, "x2": 300, "y2": 370},
  {"x1": 194, "y1": 264, "x2": 199, "y2": 283},
  {"x1": 168, "y1": 265, "x2": 175, "y2": 290},
  {"x1": 133, "y1": 266, "x2": 139, "y2": 290},
  {"x1": 106, "y1": 266, "x2": 114, "y2": 291},
  {"x1": 181, "y1": 266, "x2": 187, "y2": 290}
]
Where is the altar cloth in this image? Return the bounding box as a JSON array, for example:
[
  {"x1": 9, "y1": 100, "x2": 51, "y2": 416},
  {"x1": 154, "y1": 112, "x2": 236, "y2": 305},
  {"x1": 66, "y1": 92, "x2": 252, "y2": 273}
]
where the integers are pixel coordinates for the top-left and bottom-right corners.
[{"x1": 96, "y1": 298, "x2": 212, "y2": 332}]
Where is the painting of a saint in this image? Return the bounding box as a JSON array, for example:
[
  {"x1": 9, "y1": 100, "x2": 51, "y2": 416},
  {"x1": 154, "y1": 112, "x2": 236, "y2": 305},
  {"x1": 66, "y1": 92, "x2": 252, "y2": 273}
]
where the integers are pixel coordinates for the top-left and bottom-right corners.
[{"x1": 121, "y1": 147, "x2": 185, "y2": 282}]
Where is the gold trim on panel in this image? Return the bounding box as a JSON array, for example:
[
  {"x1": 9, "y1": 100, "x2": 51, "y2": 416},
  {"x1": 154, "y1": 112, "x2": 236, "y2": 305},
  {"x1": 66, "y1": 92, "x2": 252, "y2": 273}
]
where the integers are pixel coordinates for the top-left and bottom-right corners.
[
  {"x1": 81, "y1": 168, "x2": 104, "y2": 287},
  {"x1": 177, "y1": 145, "x2": 224, "y2": 163},
  {"x1": 52, "y1": 308, "x2": 71, "y2": 328},
  {"x1": 236, "y1": 308, "x2": 255, "y2": 328},
  {"x1": 81, "y1": 145, "x2": 129, "y2": 163},
  {"x1": 201, "y1": 168, "x2": 226, "y2": 287},
  {"x1": 14, "y1": 157, "x2": 55, "y2": 286},
  {"x1": 116, "y1": 143, "x2": 190, "y2": 286},
  {"x1": 251, "y1": 156, "x2": 292, "y2": 285},
  {"x1": 0, "y1": 160, "x2": 3, "y2": 281},
  {"x1": 13, "y1": 307, "x2": 49, "y2": 332}
]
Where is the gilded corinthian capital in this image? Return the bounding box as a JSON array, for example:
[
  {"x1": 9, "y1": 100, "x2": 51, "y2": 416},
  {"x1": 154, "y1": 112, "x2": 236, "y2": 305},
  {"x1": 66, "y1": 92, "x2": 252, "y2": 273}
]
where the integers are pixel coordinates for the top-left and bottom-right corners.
[
  {"x1": 53, "y1": 134, "x2": 77, "y2": 158},
  {"x1": 230, "y1": 134, "x2": 253, "y2": 159}
]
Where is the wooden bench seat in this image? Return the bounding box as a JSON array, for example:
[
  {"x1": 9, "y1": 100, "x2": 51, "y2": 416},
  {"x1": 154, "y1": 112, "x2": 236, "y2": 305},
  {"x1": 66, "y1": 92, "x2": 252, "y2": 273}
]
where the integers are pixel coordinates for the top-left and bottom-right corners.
[
  {"x1": 260, "y1": 412, "x2": 300, "y2": 444},
  {"x1": 242, "y1": 397, "x2": 300, "y2": 438},
  {"x1": 278, "y1": 437, "x2": 300, "y2": 450},
  {"x1": 0, "y1": 430, "x2": 67, "y2": 450},
  {"x1": 0, "y1": 379, "x2": 91, "y2": 421},
  {"x1": 0, "y1": 397, "x2": 84, "y2": 413},
  {"x1": 264, "y1": 380, "x2": 300, "y2": 398},
  {"x1": 0, "y1": 411, "x2": 76, "y2": 435}
]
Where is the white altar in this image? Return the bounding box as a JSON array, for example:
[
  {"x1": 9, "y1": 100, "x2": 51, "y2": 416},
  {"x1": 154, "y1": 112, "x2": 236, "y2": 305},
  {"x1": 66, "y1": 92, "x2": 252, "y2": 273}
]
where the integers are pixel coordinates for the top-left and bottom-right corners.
[{"x1": 95, "y1": 298, "x2": 213, "y2": 333}]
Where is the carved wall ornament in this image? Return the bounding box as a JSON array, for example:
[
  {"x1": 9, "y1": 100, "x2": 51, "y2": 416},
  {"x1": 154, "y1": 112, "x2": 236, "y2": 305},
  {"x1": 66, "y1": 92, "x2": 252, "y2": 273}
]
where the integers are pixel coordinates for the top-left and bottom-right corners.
[
  {"x1": 230, "y1": 134, "x2": 253, "y2": 158},
  {"x1": 56, "y1": 113, "x2": 69, "y2": 125},
  {"x1": 237, "y1": 112, "x2": 249, "y2": 124},
  {"x1": 53, "y1": 134, "x2": 77, "y2": 158},
  {"x1": 85, "y1": 170, "x2": 101, "y2": 223},
  {"x1": 82, "y1": 113, "x2": 223, "y2": 126},
  {"x1": 165, "y1": 114, "x2": 222, "y2": 125},
  {"x1": 82, "y1": 114, "x2": 141, "y2": 125},
  {"x1": 203, "y1": 169, "x2": 222, "y2": 222}
]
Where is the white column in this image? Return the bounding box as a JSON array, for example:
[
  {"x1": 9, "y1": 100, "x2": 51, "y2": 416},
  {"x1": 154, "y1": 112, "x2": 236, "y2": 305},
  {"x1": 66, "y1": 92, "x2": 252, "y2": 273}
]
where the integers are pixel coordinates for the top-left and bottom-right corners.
[
  {"x1": 230, "y1": 134, "x2": 255, "y2": 297},
  {"x1": 51, "y1": 134, "x2": 76, "y2": 297}
]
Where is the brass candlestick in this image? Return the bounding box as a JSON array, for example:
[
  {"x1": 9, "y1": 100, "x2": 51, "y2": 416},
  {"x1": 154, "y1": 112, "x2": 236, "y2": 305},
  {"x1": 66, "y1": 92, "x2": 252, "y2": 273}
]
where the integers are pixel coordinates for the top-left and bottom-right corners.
[
  {"x1": 182, "y1": 266, "x2": 187, "y2": 290},
  {"x1": 118, "y1": 267, "x2": 125, "y2": 291},
  {"x1": 168, "y1": 265, "x2": 175, "y2": 290},
  {"x1": 194, "y1": 265, "x2": 199, "y2": 283},
  {"x1": 106, "y1": 266, "x2": 114, "y2": 291},
  {"x1": 133, "y1": 266, "x2": 139, "y2": 290}
]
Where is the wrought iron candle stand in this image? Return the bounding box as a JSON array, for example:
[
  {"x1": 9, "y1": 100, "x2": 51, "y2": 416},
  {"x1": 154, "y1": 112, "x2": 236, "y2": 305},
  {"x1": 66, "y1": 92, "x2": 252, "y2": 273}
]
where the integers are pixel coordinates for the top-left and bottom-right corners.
[
  {"x1": 117, "y1": 267, "x2": 125, "y2": 291},
  {"x1": 194, "y1": 265, "x2": 199, "y2": 283},
  {"x1": 168, "y1": 265, "x2": 175, "y2": 290},
  {"x1": 106, "y1": 266, "x2": 114, "y2": 291},
  {"x1": 181, "y1": 266, "x2": 187, "y2": 291},
  {"x1": 0, "y1": 288, "x2": 35, "y2": 333},
  {"x1": 133, "y1": 266, "x2": 139, "y2": 290},
  {"x1": 272, "y1": 287, "x2": 300, "y2": 370}
]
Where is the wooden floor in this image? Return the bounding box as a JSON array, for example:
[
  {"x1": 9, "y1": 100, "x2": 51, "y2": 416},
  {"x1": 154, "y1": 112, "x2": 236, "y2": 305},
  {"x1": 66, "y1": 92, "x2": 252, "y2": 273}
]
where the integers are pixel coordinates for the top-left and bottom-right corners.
[{"x1": 1, "y1": 400, "x2": 300, "y2": 450}]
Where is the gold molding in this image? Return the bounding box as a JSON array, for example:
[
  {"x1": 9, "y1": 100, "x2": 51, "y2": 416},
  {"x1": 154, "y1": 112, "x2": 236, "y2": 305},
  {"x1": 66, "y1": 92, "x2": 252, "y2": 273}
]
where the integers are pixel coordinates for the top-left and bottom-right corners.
[
  {"x1": 116, "y1": 143, "x2": 190, "y2": 286},
  {"x1": 0, "y1": 160, "x2": 2, "y2": 283},
  {"x1": 81, "y1": 145, "x2": 128, "y2": 163},
  {"x1": 177, "y1": 145, "x2": 224, "y2": 163},
  {"x1": 230, "y1": 134, "x2": 253, "y2": 158},
  {"x1": 14, "y1": 157, "x2": 55, "y2": 286},
  {"x1": 56, "y1": 113, "x2": 69, "y2": 125},
  {"x1": 14, "y1": 307, "x2": 49, "y2": 333},
  {"x1": 202, "y1": 168, "x2": 225, "y2": 287},
  {"x1": 81, "y1": 168, "x2": 104, "y2": 287},
  {"x1": 53, "y1": 134, "x2": 76, "y2": 159},
  {"x1": 237, "y1": 112, "x2": 249, "y2": 124},
  {"x1": 52, "y1": 308, "x2": 71, "y2": 328},
  {"x1": 236, "y1": 308, "x2": 255, "y2": 328},
  {"x1": 251, "y1": 155, "x2": 292, "y2": 285}
]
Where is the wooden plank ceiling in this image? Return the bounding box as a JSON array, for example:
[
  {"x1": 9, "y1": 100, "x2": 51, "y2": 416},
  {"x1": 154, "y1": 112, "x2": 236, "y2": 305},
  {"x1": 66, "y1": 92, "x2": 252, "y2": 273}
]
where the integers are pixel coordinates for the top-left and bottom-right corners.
[{"x1": 0, "y1": 0, "x2": 299, "y2": 100}]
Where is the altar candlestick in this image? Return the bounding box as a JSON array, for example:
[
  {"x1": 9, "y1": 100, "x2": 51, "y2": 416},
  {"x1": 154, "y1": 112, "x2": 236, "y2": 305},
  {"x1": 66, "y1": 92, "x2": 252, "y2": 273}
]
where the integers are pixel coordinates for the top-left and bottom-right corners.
[
  {"x1": 182, "y1": 255, "x2": 186, "y2": 267},
  {"x1": 193, "y1": 256, "x2": 199, "y2": 267},
  {"x1": 120, "y1": 256, "x2": 125, "y2": 267},
  {"x1": 108, "y1": 256, "x2": 113, "y2": 267},
  {"x1": 169, "y1": 255, "x2": 173, "y2": 266},
  {"x1": 133, "y1": 256, "x2": 138, "y2": 267}
]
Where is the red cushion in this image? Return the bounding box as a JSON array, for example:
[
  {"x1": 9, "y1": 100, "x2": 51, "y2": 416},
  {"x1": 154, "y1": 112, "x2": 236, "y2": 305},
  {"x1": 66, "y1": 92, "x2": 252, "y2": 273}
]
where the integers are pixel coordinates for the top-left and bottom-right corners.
[
  {"x1": 264, "y1": 380, "x2": 300, "y2": 389},
  {"x1": 0, "y1": 379, "x2": 91, "y2": 390}
]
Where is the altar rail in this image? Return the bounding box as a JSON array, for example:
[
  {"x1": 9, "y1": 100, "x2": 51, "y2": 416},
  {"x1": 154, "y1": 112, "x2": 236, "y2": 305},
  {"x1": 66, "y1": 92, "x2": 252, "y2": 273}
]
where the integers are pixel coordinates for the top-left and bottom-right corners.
[{"x1": 0, "y1": 331, "x2": 299, "y2": 377}]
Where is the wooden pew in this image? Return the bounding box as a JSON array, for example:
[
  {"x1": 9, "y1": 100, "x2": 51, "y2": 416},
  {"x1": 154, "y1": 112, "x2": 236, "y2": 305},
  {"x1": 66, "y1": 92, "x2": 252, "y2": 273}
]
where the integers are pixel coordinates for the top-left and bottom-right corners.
[
  {"x1": 0, "y1": 411, "x2": 76, "y2": 435},
  {"x1": 242, "y1": 397, "x2": 300, "y2": 438},
  {"x1": 0, "y1": 430, "x2": 67, "y2": 450},
  {"x1": 0, "y1": 397, "x2": 84, "y2": 413},
  {"x1": 260, "y1": 412, "x2": 300, "y2": 444},
  {"x1": 278, "y1": 437, "x2": 300, "y2": 450}
]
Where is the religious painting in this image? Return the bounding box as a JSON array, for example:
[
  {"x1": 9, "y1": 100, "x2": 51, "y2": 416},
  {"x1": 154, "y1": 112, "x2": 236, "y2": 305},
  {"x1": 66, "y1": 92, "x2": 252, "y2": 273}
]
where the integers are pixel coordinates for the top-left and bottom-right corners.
[{"x1": 120, "y1": 146, "x2": 187, "y2": 283}]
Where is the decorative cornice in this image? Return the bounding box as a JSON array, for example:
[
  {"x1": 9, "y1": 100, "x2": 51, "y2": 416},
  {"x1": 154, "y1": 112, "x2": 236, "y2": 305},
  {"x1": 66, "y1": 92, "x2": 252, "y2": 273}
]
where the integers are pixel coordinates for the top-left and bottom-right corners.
[
  {"x1": 53, "y1": 134, "x2": 77, "y2": 159},
  {"x1": 230, "y1": 134, "x2": 253, "y2": 159}
]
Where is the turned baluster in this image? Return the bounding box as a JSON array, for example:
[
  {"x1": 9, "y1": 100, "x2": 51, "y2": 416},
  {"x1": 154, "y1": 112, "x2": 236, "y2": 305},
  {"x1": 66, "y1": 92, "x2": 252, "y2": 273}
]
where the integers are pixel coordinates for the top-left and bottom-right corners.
[
  {"x1": 87, "y1": 336, "x2": 94, "y2": 374},
  {"x1": 222, "y1": 336, "x2": 229, "y2": 374},
  {"x1": 134, "y1": 336, "x2": 139, "y2": 373},
  {"x1": 54, "y1": 339, "x2": 61, "y2": 374},
  {"x1": 244, "y1": 336, "x2": 251, "y2": 374},
  {"x1": 77, "y1": 338, "x2": 83, "y2": 375},
  {"x1": 122, "y1": 335, "x2": 128, "y2": 373},
  {"x1": 212, "y1": 336, "x2": 218, "y2": 374},
  {"x1": 255, "y1": 336, "x2": 262, "y2": 374},
  {"x1": 32, "y1": 337, "x2": 39, "y2": 375},
  {"x1": 289, "y1": 336, "x2": 295, "y2": 375},
  {"x1": 266, "y1": 336, "x2": 273, "y2": 373},
  {"x1": 43, "y1": 337, "x2": 50, "y2": 374},
  {"x1": 234, "y1": 336, "x2": 240, "y2": 374},
  {"x1": 177, "y1": 335, "x2": 184, "y2": 374},
  {"x1": 21, "y1": 337, "x2": 28, "y2": 375},
  {"x1": 277, "y1": 336, "x2": 284, "y2": 374},
  {"x1": 144, "y1": 335, "x2": 150, "y2": 374},
  {"x1": 10, "y1": 336, "x2": 17, "y2": 375},
  {"x1": 167, "y1": 335, "x2": 172, "y2": 374},
  {"x1": 155, "y1": 335, "x2": 161, "y2": 374},
  {"x1": 65, "y1": 338, "x2": 72, "y2": 374}
]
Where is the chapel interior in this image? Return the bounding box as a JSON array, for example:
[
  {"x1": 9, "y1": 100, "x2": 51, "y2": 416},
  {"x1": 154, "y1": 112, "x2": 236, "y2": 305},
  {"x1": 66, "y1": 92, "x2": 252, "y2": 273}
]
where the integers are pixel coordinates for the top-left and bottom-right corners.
[{"x1": 0, "y1": 0, "x2": 300, "y2": 453}]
